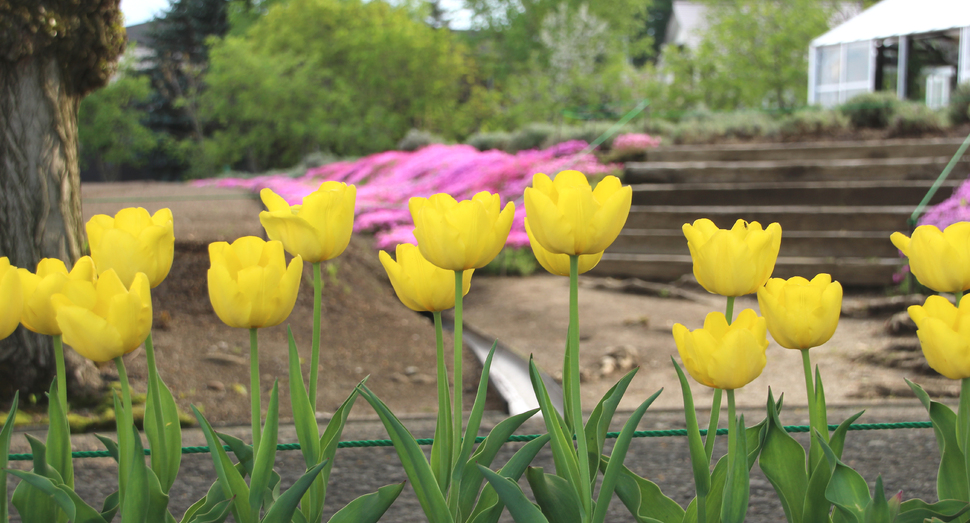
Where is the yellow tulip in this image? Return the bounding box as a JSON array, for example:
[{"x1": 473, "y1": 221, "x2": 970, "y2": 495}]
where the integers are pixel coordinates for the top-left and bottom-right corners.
[
  {"x1": 379, "y1": 244, "x2": 472, "y2": 312},
  {"x1": 672, "y1": 309, "x2": 768, "y2": 390},
  {"x1": 259, "y1": 182, "x2": 356, "y2": 263},
  {"x1": 525, "y1": 220, "x2": 603, "y2": 277},
  {"x1": 891, "y1": 223, "x2": 970, "y2": 293},
  {"x1": 207, "y1": 237, "x2": 303, "y2": 329},
  {"x1": 0, "y1": 257, "x2": 22, "y2": 340},
  {"x1": 683, "y1": 218, "x2": 782, "y2": 297},
  {"x1": 757, "y1": 274, "x2": 843, "y2": 350},
  {"x1": 409, "y1": 191, "x2": 515, "y2": 271},
  {"x1": 86, "y1": 207, "x2": 175, "y2": 288},
  {"x1": 19, "y1": 257, "x2": 98, "y2": 336},
  {"x1": 51, "y1": 270, "x2": 152, "y2": 363},
  {"x1": 907, "y1": 295, "x2": 970, "y2": 380},
  {"x1": 524, "y1": 170, "x2": 632, "y2": 255}
]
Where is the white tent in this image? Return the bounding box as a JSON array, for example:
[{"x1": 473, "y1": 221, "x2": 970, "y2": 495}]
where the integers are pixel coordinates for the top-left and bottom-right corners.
[{"x1": 808, "y1": 0, "x2": 970, "y2": 107}]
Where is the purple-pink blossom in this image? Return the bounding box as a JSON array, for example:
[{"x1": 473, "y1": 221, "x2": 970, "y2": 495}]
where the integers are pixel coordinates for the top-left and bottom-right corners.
[
  {"x1": 612, "y1": 133, "x2": 661, "y2": 151},
  {"x1": 196, "y1": 141, "x2": 620, "y2": 250},
  {"x1": 917, "y1": 174, "x2": 970, "y2": 229}
]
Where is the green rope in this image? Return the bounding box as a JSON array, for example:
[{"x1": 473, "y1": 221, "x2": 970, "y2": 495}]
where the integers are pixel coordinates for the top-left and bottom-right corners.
[
  {"x1": 5, "y1": 421, "x2": 933, "y2": 461},
  {"x1": 909, "y1": 130, "x2": 970, "y2": 227}
]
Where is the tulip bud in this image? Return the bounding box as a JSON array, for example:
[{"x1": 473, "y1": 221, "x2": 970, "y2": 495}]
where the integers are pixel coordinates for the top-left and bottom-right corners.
[
  {"x1": 672, "y1": 309, "x2": 768, "y2": 390},
  {"x1": 757, "y1": 274, "x2": 842, "y2": 350},
  {"x1": 207, "y1": 237, "x2": 303, "y2": 329},
  {"x1": 683, "y1": 218, "x2": 782, "y2": 297},
  {"x1": 525, "y1": 220, "x2": 602, "y2": 277},
  {"x1": 0, "y1": 257, "x2": 22, "y2": 340},
  {"x1": 524, "y1": 170, "x2": 632, "y2": 255},
  {"x1": 19, "y1": 257, "x2": 98, "y2": 336},
  {"x1": 259, "y1": 182, "x2": 356, "y2": 263},
  {"x1": 52, "y1": 270, "x2": 152, "y2": 363},
  {"x1": 86, "y1": 207, "x2": 175, "y2": 288},
  {"x1": 409, "y1": 191, "x2": 515, "y2": 271},
  {"x1": 379, "y1": 244, "x2": 472, "y2": 312},
  {"x1": 908, "y1": 295, "x2": 970, "y2": 380},
  {"x1": 891, "y1": 223, "x2": 970, "y2": 293}
]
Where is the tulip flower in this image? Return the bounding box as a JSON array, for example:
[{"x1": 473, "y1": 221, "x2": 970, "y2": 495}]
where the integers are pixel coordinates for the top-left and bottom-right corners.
[
  {"x1": 757, "y1": 274, "x2": 843, "y2": 351},
  {"x1": 525, "y1": 220, "x2": 603, "y2": 277},
  {"x1": 51, "y1": 270, "x2": 152, "y2": 363},
  {"x1": 207, "y1": 237, "x2": 303, "y2": 329},
  {"x1": 0, "y1": 258, "x2": 22, "y2": 341},
  {"x1": 379, "y1": 244, "x2": 472, "y2": 313},
  {"x1": 891, "y1": 223, "x2": 970, "y2": 294},
  {"x1": 19, "y1": 257, "x2": 98, "y2": 336},
  {"x1": 259, "y1": 182, "x2": 356, "y2": 263},
  {"x1": 683, "y1": 218, "x2": 782, "y2": 297},
  {"x1": 524, "y1": 170, "x2": 632, "y2": 255},
  {"x1": 672, "y1": 309, "x2": 768, "y2": 390},
  {"x1": 86, "y1": 207, "x2": 175, "y2": 288},
  {"x1": 409, "y1": 191, "x2": 514, "y2": 271},
  {"x1": 907, "y1": 295, "x2": 970, "y2": 380}
]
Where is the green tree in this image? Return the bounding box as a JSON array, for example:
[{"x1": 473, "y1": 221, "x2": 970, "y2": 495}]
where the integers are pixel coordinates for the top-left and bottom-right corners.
[
  {"x1": 662, "y1": 0, "x2": 833, "y2": 111},
  {"x1": 199, "y1": 0, "x2": 471, "y2": 171}
]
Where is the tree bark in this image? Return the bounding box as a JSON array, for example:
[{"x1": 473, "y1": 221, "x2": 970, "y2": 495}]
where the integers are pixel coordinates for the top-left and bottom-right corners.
[{"x1": 0, "y1": 55, "x2": 84, "y2": 399}]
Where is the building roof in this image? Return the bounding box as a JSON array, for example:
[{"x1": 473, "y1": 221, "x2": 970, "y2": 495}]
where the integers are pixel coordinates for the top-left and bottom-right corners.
[{"x1": 812, "y1": 0, "x2": 970, "y2": 47}]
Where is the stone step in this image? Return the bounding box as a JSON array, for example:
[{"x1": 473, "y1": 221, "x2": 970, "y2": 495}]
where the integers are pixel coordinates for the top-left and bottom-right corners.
[
  {"x1": 625, "y1": 156, "x2": 966, "y2": 184},
  {"x1": 630, "y1": 180, "x2": 961, "y2": 207},
  {"x1": 626, "y1": 205, "x2": 912, "y2": 231},
  {"x1": 644, "y1": 137, "x2": 968, "y2": 162},
  {"x1": 592, "y1": 253, "x2": 900, "y2": 287},
  {"x1": 611, "y1": 229, "x2": 900, "y2": 258}
]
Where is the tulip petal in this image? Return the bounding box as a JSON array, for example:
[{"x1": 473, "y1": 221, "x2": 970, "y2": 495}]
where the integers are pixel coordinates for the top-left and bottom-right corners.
[
  {"x1": 0, "y1": 260, "x2": 22, "y2": 340},
  {"x1": 55, "y1": 301, "x2": 124, "y2": 363},
  {"x1": 208, "y1": 265, "x2": 251, "y2": 329}
]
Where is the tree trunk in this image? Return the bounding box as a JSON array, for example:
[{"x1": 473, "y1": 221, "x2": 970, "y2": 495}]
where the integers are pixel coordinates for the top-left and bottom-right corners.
[{"x1": 0, "y1": 55, "x2": 85, "y2": 399}]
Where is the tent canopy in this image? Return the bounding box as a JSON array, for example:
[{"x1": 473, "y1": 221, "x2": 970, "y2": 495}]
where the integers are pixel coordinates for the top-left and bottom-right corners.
[{"x1": 812, "y1": 0, "x2": 970, "y2": 47}]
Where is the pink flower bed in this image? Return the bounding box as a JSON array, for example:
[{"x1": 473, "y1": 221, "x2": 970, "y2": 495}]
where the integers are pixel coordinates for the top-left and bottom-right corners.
[
  {"x1": 612, "y1": 133, "x2": 661, "y2": 151},
  {"x1": 196, "y1": 141, "x2": 620, "y2": 249},
  {"x1": 917, "y1": 174, "x2": 970, "y2": 230}
]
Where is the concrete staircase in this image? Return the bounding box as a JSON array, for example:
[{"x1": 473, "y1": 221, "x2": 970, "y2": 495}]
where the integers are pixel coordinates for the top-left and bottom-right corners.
[{"x1": 592, "y1": 138, "x2": 970, "y2": 287}]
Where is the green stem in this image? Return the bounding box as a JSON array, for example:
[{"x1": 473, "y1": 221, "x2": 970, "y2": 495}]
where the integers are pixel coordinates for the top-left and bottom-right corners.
[
  {"x1": 957, "y1": 290, "x2": 964, "y2": 307},
  {"x1": 53, "y1": 335, "x2": 67, "y2": 411},
  {"x1": 250, "y1": 327, "x2": 261, "y2": 452},
  {"x1": 703, "y1": 389, "x2": 721, "y2": 465},
  {"x1": 725, "y1": 296, "x2": 735, "y2": 324},
  {"x1": 961, "y1": 377, "x2": 970, "y2": 495},
  {"x1": 432, "y1": 310, "x2": 453, "y2": 488},
  {"x1": 114, "y1": 356, "x2": 134, "y2": 511},
  {"x1": 114, "y1": 357, "x2": 134, "y2": 426},
  {"x1": 568, "y1": 255, "x2": 592, "y2": 518},
  {"x1": 453, "y1": 270, "x2": 464, "y2": 467},
  {"x1": 309, "y1": 262, "x2": 322, "y2": 413},
  {"x1": 726, "y1": 388, "x2": 737, "y2": 479},
  {"x1": 697, "y1": 492, "x2": 707, "y2": 523},
  {"x1": 801, "y1": 350, "x2": 816, "y2": 435}
]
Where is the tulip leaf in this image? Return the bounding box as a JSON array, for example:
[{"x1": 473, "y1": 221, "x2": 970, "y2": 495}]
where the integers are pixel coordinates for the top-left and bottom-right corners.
[
  {"x1": 720, "y1": 415, "x2": 749, "y2": 523},
  {"x1": 261, "y1": 460, "x2": 327, "y2": 523},
  {"x1": 250, "y1": 382, "x2": 280, "y2": 520},
  {"x1": 286, "y1": 327, "x2": 320, "y2": 468},
  {"x1": 178, "y1": 480, "x2": 231, "y2": 523},
  {"x1": 896, "y1": 498, "x2": 970, "y2": 523},
  {"x1": 458, "y1": 407, "x2": 540, "y2": 518},
  {"x1": 356, "y1": 384, "x2": 453, "y2": 523},
  {"x1": 467, "y1": 434, "x2": 551, "y2": 523},
  {"x1": 216, "y1": 433, "x2": 254, "y2": 477},
  {"x1": 529, "y1": 357, "x2": 583, "y2": 492},
  {"x1": 585, "y1": 367, "x2": 639, "y2": 482},
  {"x1": 46, "y1": 381, "x2": 73, "y2": 490},
  {"x1": 597, "y1": 457, "x2": 684, "y2": 523},
  {"x1": 192, "y1": 405, "x2": 252, "y2": 523},
  {"x1": 758, "y1": 389, "x2": 807, "y2": 523},
  {"x1": 144, "y1": 367, "x2": 183, "y2": 494},
  {"x1": 819, "y1": 435, "x2": 869, "y2": 523},
  {"x1": 122, "y1": 423, "x2": 151, "y2": 523},
  {"x1": 326, "y1": 482, "x2": 405, "y2": 523},
  {"x1": 114, "y1": 392, "x2": 133, "y2": 510},
  {"x1": 449, "y1": 342, "x2": 498, "y2": 515},
  {"x1": 0, "y1": 391, "x2": 17, "y2": 523},
  {"x1": 430, "y1": 313, "x2": 454, "y2": 496},
  {"x1": 11, "y1": 434, "x2": 59, "y2": 523},
  {"x1": 100, "y1": 491, "x2": 120, "y2": 523},
  {"x1": 7, "y1": 469, "x2": 109, "y2": 523},
  {"x1": 593, "y1": 388, "x2": 661, "y2": 523},
  {"x1": 862, "y1": 476, "x2": 891, "y2": 523},
  {"x1": 829, "y1": 411, "x2": 865, "y2": 462},
  {"x1": 308, "y1": 385, "x2": 360, "y2": 523},
  {"x1": 526, "y1": 467, "x2": 584, "y2": 523},
  {"x1": 477, "y1": 465, "x2": 550, "y2": 523},
  {"x1": 672, "y1": 359, "x2": 711, "y2": 498},
  {"x1": 907, "y1": 378, "x2": 969, "y2": 502},
  {"x1": 95, "y1": 435, "x2": 121, "y2": 464},
  {"x1": 187, "y1": 497, "x2": 234, "y2": 523}
]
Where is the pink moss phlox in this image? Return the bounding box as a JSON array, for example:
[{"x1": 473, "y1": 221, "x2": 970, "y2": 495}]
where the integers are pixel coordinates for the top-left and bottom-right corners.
[
  {"x1": 918, "y1": 174, "x2": 970, "y2": 230},
  {"x1": 612, "y1": 133, "x2": 662, "y2": 151},
  {"x1": 195, "y1": 141, "x2": 619, "y2": 250}
]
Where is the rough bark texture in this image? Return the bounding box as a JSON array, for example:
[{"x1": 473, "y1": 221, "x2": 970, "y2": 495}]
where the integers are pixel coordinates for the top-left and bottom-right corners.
[{"x1": 0, "y1": 0, "x2": 125, "y2": 401}]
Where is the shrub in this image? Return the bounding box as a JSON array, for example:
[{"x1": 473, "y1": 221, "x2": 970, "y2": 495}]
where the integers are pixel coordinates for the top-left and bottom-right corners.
[
  {"x1": 642, "y1": 118, "x2": 678, "y2": 139},
  {"x1": 888, "y1": 102, "x2": 947, "y2": 137},
  {"x1": 717, "y1": 111, "x2": 781, "y2": 140},
  {"x1": 508, "y1": 122, "x2": 558, "y2": 152},
  {"x1": 671, "y1": 119, "x2": 727, "y2": 144},
  {"x1": 839, "y1": 91, "x2": 900, "y2": 128},
  {"x1": 554, "y1": 121, "x2": 638, "y2": 150},
  {"x1": 780, "y1": 108, "x2": 849, "y2": 138},
  {"x1": 479, "y1": 247, "x2": 538, "y2": 276},
  {"x1": 397, "y1": 129, "x2": 445, "y2": 152},
  {"x1": 948, "y1": 83, "x2": 970, "y2": 125},
  {"x1": 465, "y1": 131, "x2": 513, "y2": 152}
]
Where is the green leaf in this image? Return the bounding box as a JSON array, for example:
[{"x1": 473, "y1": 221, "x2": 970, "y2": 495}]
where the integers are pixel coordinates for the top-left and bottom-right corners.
[
  {"x1": 250, "y1": 381, "x2": 280, "y2": 520},
  {"x1": 356, "y1": 384, "x2": 453, "y2": 523},
  {"x1": 114, "y1": 392, "x2": 132, "y2": 510},
  {"x1": 308, "y1": 383, "x2": 361, "y2": 523},
  {"x1": 100, "y1": 491, "x2": 120, "y2": 523},
  {"x1": 122, "y1": 424, "x2": 151, "y2": 523},
  {"x1": 261, "y1": 460, "x2": 328, "y2": 523},
  {"x1": 672, "y1": 359, "x2": 711, "y2": 498},
  {"x1": 527, "y1": 467, "x2": 584, "y2": 523},
  {"x1": 450, "y1": 342, "x2": 498, "y2": 515},
  {"x1": 896, "y1": 498, "x2": 970, "y2": 523},
  {"x1": 467, "y1": 434, "x2": 551, "y2": 523},
  {"x1": 758, "y1": 389, "x2": 807, "y2": 523},
  {"x1": 192, "y1": 405, "x2": 252, "y2": 523},
  {"x1": 820, "y1": 435, "x2": 869, "y2": 523},
  {"x1": 95, "y1": 435, "x2": 121, "y2": 464},
  {"x1": 829, "y1": 411, "x2": 865, "y2": 462},
  {"x1": 720, "y1": 415, "x2": 749, "y2": 523},
  {"x1": 287, "y1": 326, "x2": 320, "y2": 468},
  {"x1": 478, "y1": 465, "x2": 550, "y2": 523},
  {"x1": 7, "y1": 470, "x2": 108, "y2": 523},
  {"x1": 458, "y1": 408, "x2": 540, "y2": 518},
  {"x1": 907, "y1": 378, "x2": 969, "y2": 502},
  {"x1": 327, "y1": 482, "x2": 406, "y2": 523},
  {"x1": 216, "y1": 433, "x2": 254, "y2": 477},
  {"x1": 178, "y1": 480, "x2": 229, "y2": 523},
  {"x1": 802, "y1": 455, "x2": 832, "y2": 523},
  {"x1": 12, "y1": 435, "x2": 58, "y2": 523},
  {"x1": 430, "y1": 314, "x2": 454, "y2": 495},
  {"x1": 46, "y1": 381, "x2": 73, "y2": 490},
  {"x1": 585, "y1": 367, "x2": 639, "y2": 482},
  {"x1": 529, "y1": 357, "x2": 583, "y2": 494},
  {"x1": 862, "y1": 476, "x2": 890, "y2": 523},
  {"x1": 1, "y1": 391, "x2": 18, "y2": 523},
  {"x1": 144, "y1": 370, "x2": 183, "y2": 494},
  {"x1": 598, "y1": 457, "x2": 684, "y2": 523},
  {"x1": 594, "y1": 389, "x2": 662, "y2": 523},
  {"x1": 187, "y1": 498, "x2": 234, "y2": 523}
]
